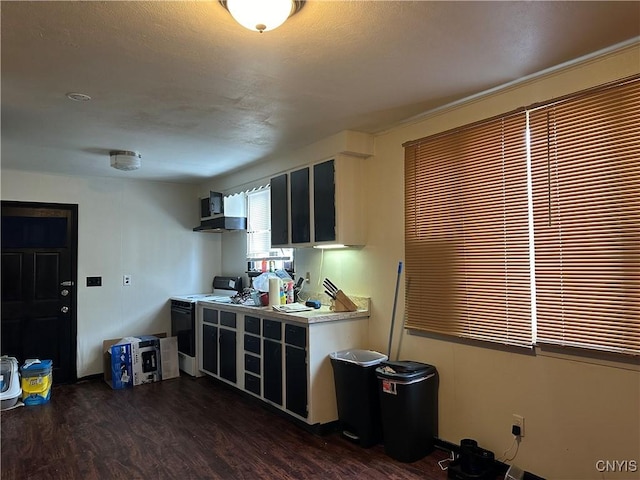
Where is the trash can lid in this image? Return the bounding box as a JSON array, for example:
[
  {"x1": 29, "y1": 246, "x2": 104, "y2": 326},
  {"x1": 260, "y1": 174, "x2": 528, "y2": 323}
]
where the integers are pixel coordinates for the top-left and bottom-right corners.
[
  {"x1": 329, "y1": 349, "x2": 388, "y2": 367},
  {"x1": 376, "y1": 360, "x2": 436, "y2": 380},
  {"x1": 20, "y1": 359, "x2": 53, "y2": 373}
]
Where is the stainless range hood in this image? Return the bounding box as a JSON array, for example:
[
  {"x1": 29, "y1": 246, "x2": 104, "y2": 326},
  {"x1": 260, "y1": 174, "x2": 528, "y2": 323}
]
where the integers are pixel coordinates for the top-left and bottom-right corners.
[
  {"x1": 193, "y1": 216, "x2": 247, "y2": 232},
  {"x1": 193, "y1": 191, "x2": 247, "y2": 232}
]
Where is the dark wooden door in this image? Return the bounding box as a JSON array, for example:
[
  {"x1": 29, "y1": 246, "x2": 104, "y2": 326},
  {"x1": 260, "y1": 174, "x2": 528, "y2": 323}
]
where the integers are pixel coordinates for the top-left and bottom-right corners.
[{"x1": 1, "y1": 202, "x2": 77, "y2": 384}]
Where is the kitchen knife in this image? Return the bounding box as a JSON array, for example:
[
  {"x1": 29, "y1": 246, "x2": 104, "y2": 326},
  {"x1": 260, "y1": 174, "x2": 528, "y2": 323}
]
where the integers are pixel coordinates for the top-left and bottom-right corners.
[
  {"x1": 325, "y1": 278, "x2": 339, "y2": 292},
  {"x1": 324, "y1": 289, "x2": 336, "y2": 300},
  {"x1": 323, "y1": 278, "x2": 338, "y2": 293}
]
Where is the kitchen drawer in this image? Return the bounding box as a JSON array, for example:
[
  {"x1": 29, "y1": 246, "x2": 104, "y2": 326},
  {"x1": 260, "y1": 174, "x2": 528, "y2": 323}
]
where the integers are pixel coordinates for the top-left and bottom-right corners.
[
  {"x1": 245, "y1": 373, "x2": 261, "y2": 396},
  {"x1": 245, "y1": 354, "x2": 260, "y2": 375},
  {"x1": 220, "y1": 311, "x2": 236, "y2": 328},
  {"x1": 203, "y1": 308, "x2": 218, "y2": 324},
  {"x1": 285, "y1": 324, "x2": 306, "y2": 348},
  {"x1": 245, "y1": 315, "x2": 260, "y2": 335},
  {"x1": 244, "y1": 334, "x2": 261, "y2": 354},
  {"x1": 263, "y1": 319, "x2": 282, "y2": 340}
]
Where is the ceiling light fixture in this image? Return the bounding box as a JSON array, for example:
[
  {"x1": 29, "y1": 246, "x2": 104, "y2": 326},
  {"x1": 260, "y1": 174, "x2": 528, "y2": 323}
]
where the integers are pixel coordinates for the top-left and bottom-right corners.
[
  {"x1": 110, "y1": 150, "x2": 141, "y2": 171},
  {"x1": 220, "y1": 0, "x2": 305, "y2": 33}
]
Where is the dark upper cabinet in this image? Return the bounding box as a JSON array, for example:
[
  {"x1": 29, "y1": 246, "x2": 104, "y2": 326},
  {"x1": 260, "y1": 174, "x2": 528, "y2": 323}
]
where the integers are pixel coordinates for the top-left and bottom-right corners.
[
  {"x1": 313, "y1": 160, "x2": 336, "y2": 243},
  {"x1": 290, "y1": 167, "x2": 311, "y2": 244},
  {"x1": 270, "y1": 173, "x2": 288, "y2": 246},
  {"x1": 270, "y1": 156, "x2": 366, "y2": 247}
]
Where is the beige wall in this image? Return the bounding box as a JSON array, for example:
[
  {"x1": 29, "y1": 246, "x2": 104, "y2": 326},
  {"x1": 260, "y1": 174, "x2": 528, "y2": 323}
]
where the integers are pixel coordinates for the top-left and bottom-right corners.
[
  {"x1": 364, "y1": 44, "x2": 640, "y2": 480},
  {"x1": 1, "y1": 170, "x2": 221, "y2": 377},
  {"x1": 204, "y1": 44, "x2": 640, "y2": 479}
]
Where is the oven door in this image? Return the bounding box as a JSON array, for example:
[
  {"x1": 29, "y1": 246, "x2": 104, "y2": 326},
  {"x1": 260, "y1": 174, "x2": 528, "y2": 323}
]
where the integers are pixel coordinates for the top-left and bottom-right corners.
[{"x1": 170, "y1": 301, "x2": 195, "y2": 357}]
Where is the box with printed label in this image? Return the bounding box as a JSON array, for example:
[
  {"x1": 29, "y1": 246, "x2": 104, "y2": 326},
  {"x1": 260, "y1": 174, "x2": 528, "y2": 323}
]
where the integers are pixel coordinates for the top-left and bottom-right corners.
[{"x1": 103, "y1": 334, "x2": 178, "y2": 390}]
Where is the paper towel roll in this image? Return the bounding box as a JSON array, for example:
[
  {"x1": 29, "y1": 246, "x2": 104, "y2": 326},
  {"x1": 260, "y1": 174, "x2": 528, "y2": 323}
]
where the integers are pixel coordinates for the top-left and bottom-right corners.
[{"x1": 269, "y1": 277, "x2": 281, "y2": 307}]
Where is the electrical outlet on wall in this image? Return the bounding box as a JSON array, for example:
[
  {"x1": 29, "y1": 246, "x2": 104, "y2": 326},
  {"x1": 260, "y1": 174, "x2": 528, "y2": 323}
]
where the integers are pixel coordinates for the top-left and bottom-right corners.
[
  {"x1": 123, "y1": 274, "x2": 132, "y2": 286},
  {"x1": 512, "y1": 414, "x2": 525, "y2": 437}
]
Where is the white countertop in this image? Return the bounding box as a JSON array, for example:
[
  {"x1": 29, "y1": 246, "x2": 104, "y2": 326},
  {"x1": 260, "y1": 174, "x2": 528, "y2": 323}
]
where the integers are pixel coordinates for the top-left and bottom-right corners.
[{"x1": 196, "y1": 299, "x2": 370, "y2": 325}]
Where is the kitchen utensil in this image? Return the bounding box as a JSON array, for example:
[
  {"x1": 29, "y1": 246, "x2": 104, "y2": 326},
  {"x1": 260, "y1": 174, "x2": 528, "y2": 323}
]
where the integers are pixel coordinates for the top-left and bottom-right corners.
[
  {"x1": 332, "y1": 290, "x2": 358, "y2": 312},
  {"x1": 387, "y1": 261, "x2": 403, "y2": 360},
  {"x1": 324, "y1": 278, "x2": 339, "y2": 293},
  {"x1": 323, "y1": 279, "x2": 340, "y2": 301}
]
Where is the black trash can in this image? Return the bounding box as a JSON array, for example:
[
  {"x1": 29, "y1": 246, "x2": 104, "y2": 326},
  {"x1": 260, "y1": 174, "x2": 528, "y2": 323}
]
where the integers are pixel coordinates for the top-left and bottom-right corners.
[
  {"x1": 376, "y1": 361, "x2": 438, "y2": 462},
  {"x1": 329, "y1": 349, "x2": 388, "y2": 447}
]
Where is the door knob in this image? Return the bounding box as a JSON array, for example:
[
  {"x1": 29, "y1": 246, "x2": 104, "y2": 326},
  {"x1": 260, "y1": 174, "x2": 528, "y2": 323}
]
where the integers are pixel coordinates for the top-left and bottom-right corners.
[
  {"x1": 61, "y1": 306, "x2": 69, "y2": 313},
  {"x1": 61, "y1": 289, "x2": 69, "y2": 296}
]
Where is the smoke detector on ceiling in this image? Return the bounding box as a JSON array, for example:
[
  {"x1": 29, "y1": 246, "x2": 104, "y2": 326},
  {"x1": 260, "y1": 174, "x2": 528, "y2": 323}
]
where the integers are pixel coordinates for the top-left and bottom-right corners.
[{"x1": 110, "y1": 150, "x2": 141, "y2": 171}]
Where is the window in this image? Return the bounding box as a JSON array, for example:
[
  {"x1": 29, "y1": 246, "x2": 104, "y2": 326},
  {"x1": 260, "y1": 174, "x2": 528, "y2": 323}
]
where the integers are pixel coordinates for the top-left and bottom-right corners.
[
  {"x1": 529, "y1": 77, "x2": 640, "y2": 355},
  {"x1": 404, "y1": 110, "x2": 532, "y2": 347},
  {"x1": 246, "y1": 186, "x2": 293, "y2": 272},
  {"x1": 247, "y1": 187, "x2": 271, "y2": 258},
  {"x1": 404, "y1": 75, "x2": 640, "y2": 355}
]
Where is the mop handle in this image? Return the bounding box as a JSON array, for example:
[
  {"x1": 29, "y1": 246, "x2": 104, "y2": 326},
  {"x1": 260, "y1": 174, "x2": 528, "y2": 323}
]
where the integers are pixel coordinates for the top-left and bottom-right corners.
[{"x1": 387, "y1": 261, "x2": 403, "y2": 359}]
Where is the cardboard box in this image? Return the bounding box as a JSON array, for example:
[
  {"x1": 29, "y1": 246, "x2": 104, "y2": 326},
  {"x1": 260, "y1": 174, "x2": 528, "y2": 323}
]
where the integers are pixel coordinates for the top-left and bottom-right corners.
[{"x1": 103, "y1": 333, "x2": 179, "y2": 389}]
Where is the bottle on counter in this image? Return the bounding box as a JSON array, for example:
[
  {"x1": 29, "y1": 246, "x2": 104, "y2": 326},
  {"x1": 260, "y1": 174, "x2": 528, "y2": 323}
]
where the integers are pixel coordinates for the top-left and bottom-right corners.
[{"x1": 286, "y1": 280, "x2": 294, "y2": 304}]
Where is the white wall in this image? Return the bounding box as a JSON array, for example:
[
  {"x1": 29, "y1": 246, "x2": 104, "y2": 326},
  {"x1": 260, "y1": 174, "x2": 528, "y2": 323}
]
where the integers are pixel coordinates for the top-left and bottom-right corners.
[
  {"x1": 1, "y1": 169, "x2": 221, "y2": 377},
  {"x1": 203, "y1": 44, "x2": 640, "y2": 480}
]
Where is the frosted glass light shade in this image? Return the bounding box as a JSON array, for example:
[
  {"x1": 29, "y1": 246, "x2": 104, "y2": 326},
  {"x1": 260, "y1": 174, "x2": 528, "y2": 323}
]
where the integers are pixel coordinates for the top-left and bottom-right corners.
[{"x1": 226, "y1": 0, "x2": 294, "y2": 33}]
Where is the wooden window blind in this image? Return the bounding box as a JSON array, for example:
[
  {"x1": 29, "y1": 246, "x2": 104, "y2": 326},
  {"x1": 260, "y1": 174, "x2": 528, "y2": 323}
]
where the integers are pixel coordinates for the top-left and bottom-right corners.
[
  {"x1": 404, "y1": 111, "x2": 532, "y2": 347},
  {"x1": 529, "y1": 77, "x2": 640, "y2": 355}
]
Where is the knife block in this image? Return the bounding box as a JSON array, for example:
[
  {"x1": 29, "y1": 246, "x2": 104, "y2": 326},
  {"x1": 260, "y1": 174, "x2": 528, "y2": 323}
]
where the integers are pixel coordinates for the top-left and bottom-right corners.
[{"x1": 332, "y1": 290, "x2": 358, "y2": 312}]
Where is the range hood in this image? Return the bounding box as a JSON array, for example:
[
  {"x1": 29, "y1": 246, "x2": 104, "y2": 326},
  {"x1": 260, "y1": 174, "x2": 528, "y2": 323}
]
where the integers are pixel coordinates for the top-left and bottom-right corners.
[
  {"x1": 193, "y1": 216, "x2": 247, "y2": 232},
  {"x1": 193, "y1": 191, "x2": 247, "y2": 232}
]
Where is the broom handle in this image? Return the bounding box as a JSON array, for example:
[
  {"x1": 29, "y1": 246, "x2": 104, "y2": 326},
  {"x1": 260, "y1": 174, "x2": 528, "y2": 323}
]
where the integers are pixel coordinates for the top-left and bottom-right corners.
[{"x1": 387, "y1": 261, "x2": 403, "y2": 359}]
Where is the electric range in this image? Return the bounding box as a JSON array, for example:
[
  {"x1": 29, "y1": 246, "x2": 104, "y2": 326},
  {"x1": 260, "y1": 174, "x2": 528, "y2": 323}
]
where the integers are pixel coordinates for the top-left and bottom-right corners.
[{"x1": 170, "y1": 276, "x2": 242, "y2": 376}]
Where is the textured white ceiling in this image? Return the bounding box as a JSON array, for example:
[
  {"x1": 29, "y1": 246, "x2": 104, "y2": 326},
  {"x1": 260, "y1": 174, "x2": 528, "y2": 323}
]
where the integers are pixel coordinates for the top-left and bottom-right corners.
[{"x1": 2, "y1": 1, "x2": 639, "y2": 183}]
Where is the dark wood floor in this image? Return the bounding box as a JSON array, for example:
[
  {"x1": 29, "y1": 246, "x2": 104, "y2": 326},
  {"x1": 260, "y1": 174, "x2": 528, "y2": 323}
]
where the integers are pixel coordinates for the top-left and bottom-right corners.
[{"x1": 1, "y1": 375, "x2": 452, "y2": 480}]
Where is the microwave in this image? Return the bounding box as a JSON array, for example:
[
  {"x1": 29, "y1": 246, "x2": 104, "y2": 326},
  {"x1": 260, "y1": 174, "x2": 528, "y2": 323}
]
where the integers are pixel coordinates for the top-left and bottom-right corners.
[{"x1": 200, "y1": 191, "x2": 223, "y2": 221}]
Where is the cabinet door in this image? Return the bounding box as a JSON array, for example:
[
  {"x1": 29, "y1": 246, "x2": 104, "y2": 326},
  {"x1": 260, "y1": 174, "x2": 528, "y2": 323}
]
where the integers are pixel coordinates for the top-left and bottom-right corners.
[
  {"x1": 263, "y1": 339, "x2": 282, "y2": 406},
  {"x1": 270, "y1": 173, "x2": 289, "y2": 246},
  {"x1": 290, "y1": 167, "x2": 310, "y2": 244},
  {"x1": 219, "y1": 328, "x2": 236, "y2": 383},
  {"x1": 202, "y1": 324, "x2": 218, "y2": 375},
  {"x1": 313, "y1": 159, "x2": 336, "y2": 243},
  {"x1": 285, "y1": 345, "x2": 307, "y2": 418}
]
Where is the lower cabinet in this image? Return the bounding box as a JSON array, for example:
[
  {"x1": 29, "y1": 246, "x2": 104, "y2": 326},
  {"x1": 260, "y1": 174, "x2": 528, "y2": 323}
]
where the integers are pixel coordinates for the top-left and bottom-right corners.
[
  {"x1": 199, "y1": 305, "x2": 236, "y2": 384},
  {"x1": 263, "y1": 318, "x2": 283, "y2": 406},
  {"x1": 219, "y1": 328, "x2": 236, "y2": 383},
  {"x1": 202, "y1": 323, "x2": 218, "y2": 375},
  {"x1": 263, "y1": 338, "x2": 283, "y2": 406},
  {"x1": 285, "y1": 345, "x2": 307, "y2": 418},
  {"x1": 198, "y1": 303, "x2": 369, "y2": 427}
]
